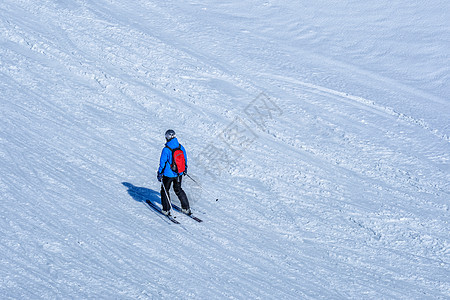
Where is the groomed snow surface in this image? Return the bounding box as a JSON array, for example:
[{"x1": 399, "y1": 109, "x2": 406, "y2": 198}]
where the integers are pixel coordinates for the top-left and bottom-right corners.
[{"x1": 1, "y1": 1, "x2": 449, "y2": 299}]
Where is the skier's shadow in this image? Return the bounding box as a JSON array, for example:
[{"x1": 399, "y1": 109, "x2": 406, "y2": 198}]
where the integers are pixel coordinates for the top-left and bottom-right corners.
[{"x1": 122, "y1": 182, "x2": 161, "y2": 205}]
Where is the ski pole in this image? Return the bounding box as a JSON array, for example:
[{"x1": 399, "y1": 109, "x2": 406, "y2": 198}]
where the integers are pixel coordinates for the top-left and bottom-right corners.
[
  {"x1": 186, "y1": 174, "x2": 219, "y2": 201},
  {"x1": 161, "y1": 181, "x2": 173, "y2": 211}
]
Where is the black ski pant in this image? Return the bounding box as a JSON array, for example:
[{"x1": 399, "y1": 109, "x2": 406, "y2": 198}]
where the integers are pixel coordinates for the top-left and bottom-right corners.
[{"x1": 160, "y1": 176, "x2": 189, "y2": 211}]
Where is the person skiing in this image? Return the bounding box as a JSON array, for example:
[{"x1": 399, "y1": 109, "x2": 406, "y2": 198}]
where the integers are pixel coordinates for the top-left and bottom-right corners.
[{"x1": 157, "y1": 129, "x2": 191, "y2": 216}]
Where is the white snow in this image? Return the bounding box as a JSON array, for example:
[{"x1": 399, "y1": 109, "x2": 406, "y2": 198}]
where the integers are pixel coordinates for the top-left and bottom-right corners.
[{"x1": 1, "y1": 0, "x2": 449, "y2": 299}]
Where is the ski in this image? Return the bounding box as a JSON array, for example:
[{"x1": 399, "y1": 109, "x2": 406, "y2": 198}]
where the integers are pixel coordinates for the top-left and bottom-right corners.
[
  {"x1": 172, "y1": 204, "x2": 203, "y2": 223},
  {"x1": 145, "y1": 200, "x2": 180, "y2": 224}
]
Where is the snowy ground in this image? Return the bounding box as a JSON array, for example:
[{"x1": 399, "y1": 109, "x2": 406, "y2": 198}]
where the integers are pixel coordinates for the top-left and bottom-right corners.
[{"x1": 1, "y1": 0, "x2": 449, "y2": 299}]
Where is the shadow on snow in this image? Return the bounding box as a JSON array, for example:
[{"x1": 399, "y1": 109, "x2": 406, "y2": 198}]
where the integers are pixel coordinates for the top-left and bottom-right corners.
[{"x1": 122, "y1": 182, "x2": 161, "y2": 206}]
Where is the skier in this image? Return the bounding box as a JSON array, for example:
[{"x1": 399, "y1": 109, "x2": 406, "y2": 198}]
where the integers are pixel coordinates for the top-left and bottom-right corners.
[{"x1": 157, "y1": 129, "x2": 191, "y2": 216}]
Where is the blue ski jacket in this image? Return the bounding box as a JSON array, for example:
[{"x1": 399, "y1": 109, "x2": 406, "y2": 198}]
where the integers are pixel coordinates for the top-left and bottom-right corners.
[{"x1": 158, "y1": 137, "x2": 187, "y2": 178}]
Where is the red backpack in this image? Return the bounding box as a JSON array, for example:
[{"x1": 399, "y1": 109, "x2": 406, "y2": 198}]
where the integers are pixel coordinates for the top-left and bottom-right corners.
[{"x1": 166, "y1": 146, "x2": 186, "y2": 174}]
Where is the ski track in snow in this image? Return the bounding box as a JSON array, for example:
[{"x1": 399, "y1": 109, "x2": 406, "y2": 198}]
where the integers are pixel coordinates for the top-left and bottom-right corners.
[{"x1": 1, "y1": 0, "x2": 449, "y2": 299}]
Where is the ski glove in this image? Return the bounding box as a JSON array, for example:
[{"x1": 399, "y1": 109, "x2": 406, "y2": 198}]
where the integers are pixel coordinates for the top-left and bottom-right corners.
[{"x1": 157, "y1": 172, "x2": 163, "y2": 182}]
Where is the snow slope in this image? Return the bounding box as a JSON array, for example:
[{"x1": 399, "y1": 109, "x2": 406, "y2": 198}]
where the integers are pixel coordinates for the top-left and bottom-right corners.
[{"x1": 1, "y1": 0, "x2": 449, "y2": 299}]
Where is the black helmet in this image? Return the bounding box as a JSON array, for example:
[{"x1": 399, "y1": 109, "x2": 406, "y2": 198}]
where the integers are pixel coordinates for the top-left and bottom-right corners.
[{"x1": 165, "y1": 129, "x2": 176, "y2": 141}]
